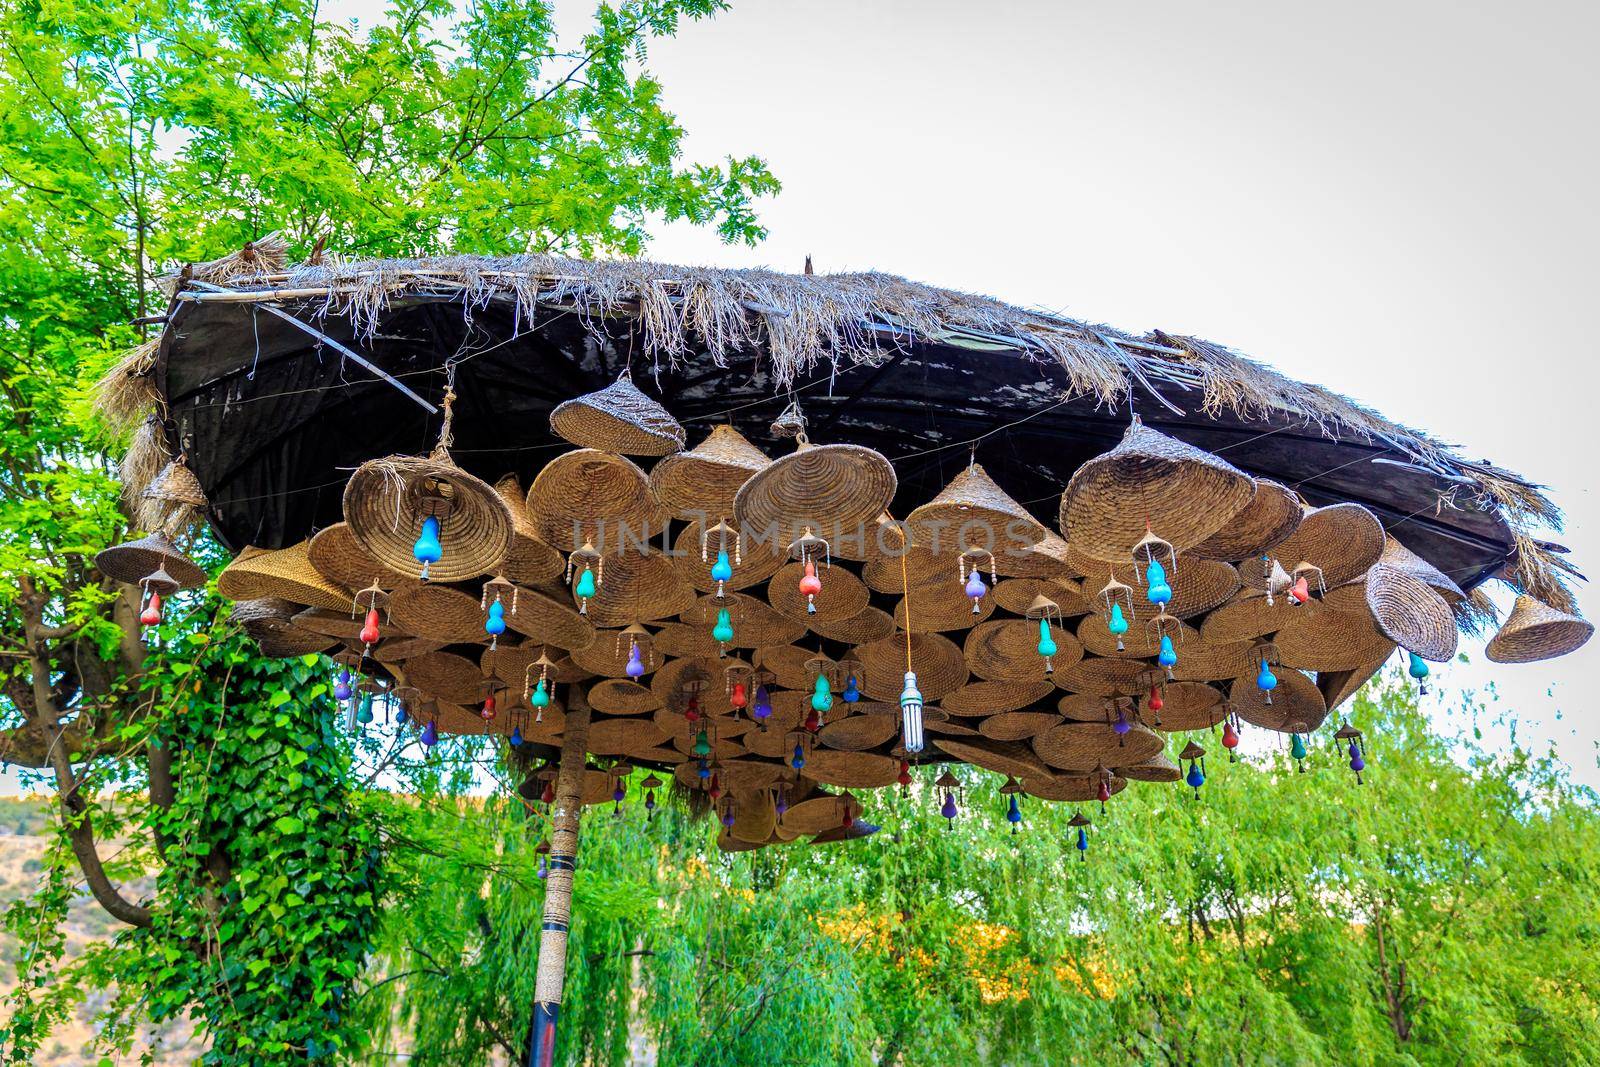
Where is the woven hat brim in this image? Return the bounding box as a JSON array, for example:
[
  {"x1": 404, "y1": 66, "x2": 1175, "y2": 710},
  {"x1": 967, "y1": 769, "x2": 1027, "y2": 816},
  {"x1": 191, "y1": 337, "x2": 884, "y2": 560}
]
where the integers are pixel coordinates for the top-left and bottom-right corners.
[
  {"x1": 1189, "y1": 480, "x2": 1303, "y2": 561},
  {"x1": 525, "y1": 450, "x2": 667, "y2": 552},
  {"x1": 1365, "y1": 563, "x2": 1458, "y2": 662},
  {"x1": 218, "y1": 544, "x2": 352, "y2": 611},
  {"x1": 733, "y1": 443, "x2": 897, "y2": 542},
  {"x1": 94, "y1": 533, "x2": 207, "y2": 588},
  {"x1": 1486, "y1": 596, "x2": 1594, "y2": 663},
  {"x1": 343, "y1": 455, "x2": 514, "y2": 584},
  {"x1": 549, "y1": 378, "x2": 685, "y2": 456}
]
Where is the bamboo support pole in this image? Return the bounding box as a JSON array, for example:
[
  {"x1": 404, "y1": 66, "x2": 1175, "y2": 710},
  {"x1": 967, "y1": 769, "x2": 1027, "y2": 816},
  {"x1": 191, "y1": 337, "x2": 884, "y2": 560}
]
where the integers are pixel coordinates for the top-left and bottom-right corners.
[{"x1": 527, "y1": 685, "x2": 591, "y2": 1067}]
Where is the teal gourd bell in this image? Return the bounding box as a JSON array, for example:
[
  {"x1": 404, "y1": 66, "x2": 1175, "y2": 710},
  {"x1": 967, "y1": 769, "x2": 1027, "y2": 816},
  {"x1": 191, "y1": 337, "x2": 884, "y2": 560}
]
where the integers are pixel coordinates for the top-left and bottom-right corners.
[
  {"x1": 1145, "y1": 557, "x2": 1172, "y2": 605},
  {"x1": 413, "y1": 515, "x2": 443, "y2": 579},
  {"x1": 710, "y1": 547, "x2": 734, "y2": 584}
]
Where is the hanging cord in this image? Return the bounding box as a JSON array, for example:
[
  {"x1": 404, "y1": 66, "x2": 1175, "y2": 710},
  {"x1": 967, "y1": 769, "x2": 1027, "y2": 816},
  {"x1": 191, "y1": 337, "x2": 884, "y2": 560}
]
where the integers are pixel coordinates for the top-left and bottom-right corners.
[
  {"x1": 895, "y1": 522, "x2": 914, "y2": 672},
  {"x1": 432, "y1": 362, "x2": 459, "y2": 458}
]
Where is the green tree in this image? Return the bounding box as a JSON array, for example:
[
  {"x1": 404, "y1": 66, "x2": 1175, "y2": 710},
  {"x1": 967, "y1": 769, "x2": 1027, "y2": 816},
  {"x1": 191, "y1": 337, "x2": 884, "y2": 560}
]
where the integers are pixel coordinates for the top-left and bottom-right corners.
[{"x1": 0, "y1": 0, "x2": 775, "y2": 1061}]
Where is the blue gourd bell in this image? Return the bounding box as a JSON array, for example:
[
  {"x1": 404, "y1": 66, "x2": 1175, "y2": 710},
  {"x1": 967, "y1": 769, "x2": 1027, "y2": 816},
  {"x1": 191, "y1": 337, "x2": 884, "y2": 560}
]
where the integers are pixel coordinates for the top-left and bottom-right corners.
[
  {"x1": 1157, "y1": 633, "x2": 1178, "y2": 669},
  {"x1": 1186, "y1": 761, "x2": 1205, "y2": 795},
  {"x1": 485, "y1": 599, "x2": 506, "y2": 641},
  {"x1": 1006, "y1": 793, "x2": 1022, "y2": 833},
  {"x1": 752, "y1": 684, "x2": 773, "y2": 725},
  {"x1": 940, "y1": 792, "x2": 958, "y2": 826},
  {"x1": 710, "y1": 547, "x2": 734, "y2": 587},
  {"x1": 1256, "y1": 659, "x2": 1278, "y2": 703},
  {"x1": 1145, "y1": 557, "x2": 1172, "y2": 606},
  {"x1": 791, "y1": 742, "x2": 806, "y2": 770},
  {"x1": 510, "y1": 725, "x2": 524, "y2": 747},
  {"x1": 413, "y1": 515, "x2": 443, "y2": 580},
  {"x1": 334, "y1": 669, "x2": 353, "y2": 702},
  {"x1": 1076, "y1": 826, "x2": 1089, "y2": 859},
  {"x1": 1407, "y1": 651, "x2": 1431, "y2": 695},
  {"x1": 842, "y1": 674, "x2": 860, "y2": 703},
  {"x1": 1113, "y1": 708, "x2": 1131, "y2": 736},
  {"x1": 964, "y1": 568, "x2": 988, "y2": 609},
  {"x1": 420, "y1": 720, "x2": 438, "y2": 747},
  {"x1": 625, "y1": 641, "x2": 646, "y2": 679},
  {"x1": 1348, "y1": 740, "x2": 1366, "y2": 782},
  {"x1": 395, "y1": 706, "x2": 408, "y2": 725}
]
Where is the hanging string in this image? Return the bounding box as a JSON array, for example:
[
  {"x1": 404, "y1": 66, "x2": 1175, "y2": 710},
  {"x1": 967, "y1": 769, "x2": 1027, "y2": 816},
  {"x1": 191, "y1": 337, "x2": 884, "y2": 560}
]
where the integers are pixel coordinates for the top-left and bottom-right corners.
[{"x1": 895, "y1": 523, "x2": 915, "y2": 673}]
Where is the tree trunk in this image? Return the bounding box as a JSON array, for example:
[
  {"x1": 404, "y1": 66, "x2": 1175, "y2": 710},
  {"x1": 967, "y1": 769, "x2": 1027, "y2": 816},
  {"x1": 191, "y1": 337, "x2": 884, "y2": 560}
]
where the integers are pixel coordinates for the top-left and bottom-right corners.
[{"x1": 526, "y1": 685, "x2": 591, "y2": 1067}]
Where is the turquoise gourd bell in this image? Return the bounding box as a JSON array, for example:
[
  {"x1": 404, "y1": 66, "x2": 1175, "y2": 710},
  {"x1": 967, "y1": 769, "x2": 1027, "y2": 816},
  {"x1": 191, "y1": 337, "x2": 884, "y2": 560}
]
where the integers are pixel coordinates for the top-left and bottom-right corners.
[
  {"x1": 1256, "y1": 659, "x2": 1278, "y2": 703},
  {"x1": 485, "y1": 598, "x2": 506, "y2": 641},
  {"x1": 1036, "y1": 618, "x2": 1058, "y2": 673},
  {"x1": 1290, "y1": 732, "x2": 1308, "y2": 771},
  {"x1": 1407, "y1": 651, "x2": 1431, "y2": 695},
  {"x1": 1158, "y1": 633, "x2": 1178, "y2": 669},
  {"x1": 711, "y1": 547, "x2": 734, "y2": 585},
  {"x1": 811, "y1": 673, "x2": 833, "y2": 713},
  {"x1": 357, "y1": 693, "x2": 374, "y2": 725},
  {"x1": 529, "y1": 677, "x2": 551, "y2": 708},
  {"x1": 574, "y1": 566, "x2": 597, "y2": 600},
  {"x1": 1145, "y1": 557, "x2": 1172, "y2": 606},
  {"x1": 413, "y1": 515, "x2": 443, "y2": 580},
  {"x1": 712, "y1": 607, "x2": 735, "y2": 645},
  {"x1": 1108, "y1": 602, "x2": 1129, "y2": 650}
]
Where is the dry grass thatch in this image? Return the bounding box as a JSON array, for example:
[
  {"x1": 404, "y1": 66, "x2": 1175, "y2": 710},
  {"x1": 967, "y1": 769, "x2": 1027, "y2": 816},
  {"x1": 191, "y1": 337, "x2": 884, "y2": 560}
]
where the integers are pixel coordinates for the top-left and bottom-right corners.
[{"x1": 98, "y1": 244, "x2": 1579, "y2": 612}]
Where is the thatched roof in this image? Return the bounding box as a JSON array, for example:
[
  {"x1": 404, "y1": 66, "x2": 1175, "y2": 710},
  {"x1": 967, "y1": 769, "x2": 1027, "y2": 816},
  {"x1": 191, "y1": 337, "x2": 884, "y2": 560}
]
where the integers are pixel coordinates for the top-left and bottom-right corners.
[{"x1": 98, "y1": 241, "x2": 1578, "y2": 614}]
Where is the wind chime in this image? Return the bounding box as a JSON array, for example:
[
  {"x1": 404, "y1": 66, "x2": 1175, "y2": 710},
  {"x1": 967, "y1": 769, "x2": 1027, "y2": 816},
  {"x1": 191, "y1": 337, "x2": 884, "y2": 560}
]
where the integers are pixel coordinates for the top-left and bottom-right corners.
[
  {"x1": 478, "y1": 678, "x2": 505, "y2": 724},
  {"x1": 1254, "y1": 641, "x2": 1280, "y2": 704},
  {"x1": 935, "y1": 769, "x2": 962, "y2": 827},
  {"x1": 710, "y1": 601, "x2": 736, "y2": 654},
  {"x1": 641, "y1": 773, "x2": 663, "y2": 819},
  {"x1": 352, "y1": 582, "x2": 389, "y2": 656},
  {"x1": 789, "y1": 527, "x2": 831, "y2": 614},
  {"x1": 958, "y1": 547, "x2": 997, "y2": 614},
  {"x1": 838, "y1": 656, "x2": 864, "y2": 705},
  {"x1": 1405, "y1": 650, "x2": 1431, "y2": 695},
  {"x1": 1106, "y1": 693, "x2": 1137, "y2": 741},
  {"x1": 1219, "y1": 704, "x2": 1242, "y2": 762},
  {"x1": 1068, "y1": 812, "x2": 1092, "y2": 861},
  {"x1": 1335, "y1": 721, "x2": 1367, "y2": 784},
  {"x1": 523, "y1": 651, "x2": 557, "y2": 724},
  {"x1": 773, "y1": 779, "x2": 792, "y2": 823},
  {"x1": 1288, "y1": 561, "x2": 1324, "y2": 606},
  {"x1": 1093, "y1": 764, "x2": 1114, "y2": 813},
  {"x1": 348, "y1": 677, "x2": 381, "y2": 732},
  {"x1": 702, "y1": 519, "x2": 741, "y2": 599},
  {"x1": 566, "y1": 540, "x2": 604, "y2": 615},
  {"x1": 137, "y1": 566, "x2": 180, "y2": 631},
  {"x1": 896, "y1": 759, "x2": 913, "y2": 795},
  {"x1": 718, "y1": 793, "x2": 738, "y2": 832},
  {"x1": 785, "y1": 728, "x2": 813, "y2": 773},
  {"x1": 804, "y1": 654, "x2": 838, "y2": 732},
  {"x1": 617, "y1": 624, "x2": 654, "y2": 680},
  {"x1": 749, "y1": 669, "x2": 776, "y2": 731},
  {"x1": 1135, "y1": 526, "x2": 1181, "y2": 676},
  {"x1": 480, "y1": 575, "x2": 518, "y2": 650},
  {"x1": 724, "y1": 661, "x2": 753, "y2": 718},
  {"x1": 608, "y1": 762, "x2": 633, "y2": 817},
  {"x1": 1289, "y1": 730, "x2": 1309, "y2": 771},
  {"x1": 1026, "y1": 594, "x2": 1062, "y2": 675},
  {"x1": 1179, "y1": 740, "x2": 1207, "y2": 797},
  {"x1": 1000, "y1": 776, "x2": 1024, "y2": 834},
  {"x1": 1097, "y1": 573, "x2": 1135, "y2": 652}
]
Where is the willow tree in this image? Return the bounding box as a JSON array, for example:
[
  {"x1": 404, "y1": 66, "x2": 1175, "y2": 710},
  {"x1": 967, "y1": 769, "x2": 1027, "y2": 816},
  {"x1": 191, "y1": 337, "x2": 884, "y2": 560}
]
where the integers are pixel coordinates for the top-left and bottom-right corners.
[{"x1": 0, "y1": 1, "x2": 775, "y2": 1061}]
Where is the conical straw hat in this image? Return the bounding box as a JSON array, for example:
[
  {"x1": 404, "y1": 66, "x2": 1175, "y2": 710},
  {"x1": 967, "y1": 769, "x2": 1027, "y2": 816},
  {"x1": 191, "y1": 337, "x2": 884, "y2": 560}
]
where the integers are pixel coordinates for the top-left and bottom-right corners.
[
  {"x1": 525, "y1": 449, "x2": 666, "y2": 552},
  {"x1": 965, "y1": 618, "x2": 1083, "y2": 682},
  {"x1": 137, "y1": 457, "x2": 208, "y2": 533},
  {"x1": 768, "y1": 561, "x2": 871, "y2": 623},
  {"x1": 733, "y1": 440, "x2": 897, "y2": 544},
  {"x1": 1247, "y1": 503, "x2": 1383, "y2": 589},
  {"x1": 1364, "y1": 562, "x2": 1458, "y2": 662},
  {"x1": 402, "y1": 651, "x2": 486, "y2": 704},
  {"x1": 1139, "y1": 682, "x2": 1224, "y2": 732},
  {"x1": 853, "y1": 632, "x2": 967, "y2": 701},
  {"x1": 861, "y1": 544, "x2": 955, "y2": 594},
  {"x1": 682, "y1": 593, "x2": 806, "y2": 648},
  {"x1": 795, "y1": 750, "x2": 900, "y2": 789},
  {"x1": 1071, "y1": 552, "x2": 1240, "y2": 621},
  {"x1": 1058, "y1": 418, "x2": 1256, "y2": 562},
  {"x1": 1189, "y1": 480, "x2": 1302, "y2": 561},
  {"x1": 978, "y1": 711, "x2": 1063, "y2": 742},
  {"x1": 781, "y1": 793, "x2": 851, "y2": 835},
  {"x1": 993, "y1": 578, "x2": 1093, "y2": 617},
  {"x1": 230, "y1": 598, "x2": 337, "y2": 657},
  {"x1": 1378, "y1": 536, "x2": 1465, "y2": 601},
  {"x1": 1057, "y1": 656, "x2": 1149, "y2": 697},
  {"x1": 1167, "y1": 637, "x2": 1256, "y2": 682},
  {"x1": 672, "y1": 520, "x2": 787, "y2": 594},
  {"x1": 1032, "y1": 721, "x2": 1164, "y2": 772},
  {"x1": 1229, "y1": 666, "x2": 1327, "y2": 733},
  {"x1": 1076, "y1": 615, "x2": 1199, "y2": 659},
  {"x1": 586, "y1": 716, "x2": 669, "y2": 757},
  {"x1": 817, "y1": 713, "x2": 899, "y2": 751},
  {"x1": 95, "y1": 532, "x2": 206, "y2": 589},
  {"x1": 940, "y1": 679, "x2": 1056, "y2": 717},
  {"x1": 218, "y1": 543, "x2": 351, "y2": 610},
  {"x1": 491, "y1": 476, "x2": 564, "y2": 584},
  {"x1": 343, "y1": 453, "x2": 513, "y2": 583},
  {"x1": 730, "y1": 789, "x2": 779, "y2": 844},
  {"x1": 907, "y1": 462, "x2": 1047, "y2": 551},
  {"x1": 1114, "y1": 750, "x2": 1182, "y2": 783},
  {"x1": 582, "y1": 552, "x2": 696, "y2": 628},
  {"x1": 1021, "y1": 772, "x2": 1127, "y2": 802},
  {"x1": 588, "y1": 679, "x2": 663, "y2": 716},
  {"x1": 389, "y1": 584, "x2": 492, "y2": 643},
  {"x1": 1275, "y1": 609, "x2": 1396, "y2": 672},
  {"x1": 498, "y1": 587, "x2": 596, "y2": 651},
  {"x1": 372, "y1": 635, "x2": 446, "y2": 664},
  {"x1": 1486, "y1": 594, "x2": 1592, "y2": 663},
  {"x1": 1201, "y1": 590, "x2": 1319, "y2": 644},
  {"x1": 809, "y1": 606, "x2": 897, "y2": 645},
  {"x1": 891, "y1": 571, "x2": 996, "y2": 633},
  {"x1": 549, "y1": 376, "x2": 685, "y2": 456},
  {"x1": 649, "y1": 424, "x2": 770, "y2": 520},
  {"x1": 994, "y1": 531, "x2": 1078, "y2": 579},
  {"x1": 308, "y1": 523, "x2": 420, "y2": 593},
  {"x1": 931, "y1": 737, "x2": 1052, "y2": 779}
]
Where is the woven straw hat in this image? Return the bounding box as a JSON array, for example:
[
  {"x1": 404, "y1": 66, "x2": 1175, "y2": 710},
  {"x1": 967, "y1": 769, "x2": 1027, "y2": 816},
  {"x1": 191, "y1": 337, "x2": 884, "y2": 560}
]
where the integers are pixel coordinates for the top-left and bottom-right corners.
[
  {"x1": 908, "y1": 462, "x2": 1047, "y2": 550},
  {"x1": 1275, "y1": 609, "x2": 1396, "y2": 672},
  {"x1": 583, "y1": 552, "x2": 697, "y2": 628},
  {"x1": 1486, "y1": 595, "x2": 1594, "y2": 663},
  {"x1": 931, "y1": 737, "x2": 1052, "y2": 779},
  {"x1": 1057, "y1": 656, "x2": 1148, "y2": 697},
  {"x1": 729, "y1": 788, "x2": 779, "y2": 844},
  {"x1": 648, "y1": 655, "x2": 721, "y2": 710},
  {"x1": 403, "y1": 651, "x2": 486, "y2": 705},
  {"x1": 733, "y1": 439, "x2": 897, "y2": 543},
  {"x1": 1190, "y1": 480, "x2": 1302, "y2": 561},
  {"x1": 682, "y1": 592, "x2": 807, "y2": 648},
  {"x1": 768, "y1": 561, "x2": 871, "y2": 623},
  {"x1": 673, "y1": 520, "x2": 787, "y2": 593},
  {"x1": 481, "y1": 643, "x2": 588, "y2": 686},
  {"x1": 1167, "y1": 638, "x2": 1256, "y2": 682},
  {"x1": 965, "y1": 619, "x2": 1083, "y2": 682},
  {"x1": 95, "y1": 532, "x2": 207, "y2": 588},
  {"x1": 1229, "y1": 667, "x2": 1327, "y2": 733},
  {"x1": 716, "y1": 831, "x2": 765, "y2": 853},
  {"x1": 781, "y1": 793, "x2": 853, "y2": 835},
  {"x1": 860, "y1": 544, "x2": 954, "y2": 594},
  {"x1": 525, "y1": 449, "x2": 666, "y2": 552},
  {"x1": 502, "y1": 587, "x2": 597, "y2": 651},
  {"x1": 1364, "y1": 562, "x2": 1458, "y2": 662},
  {"x1": 588, "y1": 679, "x2": 662, "y2": 716},
  {"x1": 1056, "y1": 693, "x2": 1133, "y2": 723},
  {"x1": 892, "y1": 573, "x2": 997, "y2": 633},
  {"x1": 218, "y1": 543, "x2": 351, "y2": 610},
  {"x1": 809, "y1": 606, "x2": 897, "y2": 645},
  {"x1": 231, "y1": 599, "x2": 337, "y2": 657},
  {"x1": 1141, "y1": 682, "x2": 1224, "y2": 731},
  {"x1": 993, "y1": 578, "x2": 1093, "y2": 618},
  {"x1": 799, "y1": 750, "x2": 901, "y2": 789},
  {"x1": 938, "y1": 679, "x2": 1055, "y2": 717},
  {"x1": 1254, "y1": 503, "x2": 1384, "y2": 589},
  {"x1": 978, "y1": 711, "x2": 1063, "y2": 742},
  {"x1": 549, "y1": 377, "x2": 684, "y2": 456},
  {"x1": 372, "y1": 635, "x2": 446, "y2": 664},
  {"x1": 140, "y1": 457, "x2": 207, "y2": 509},
  {"x1": 925, "y1": 718, "x2": 982, "y2": 738},
  {"x1": 854, "y1": 632, "x2": 968, "y2": 702},
  {"x1": 1076, "y1": 615, "x2": 1199, "y2": 659},
  {"x1": 587, "y1": 716, "x2": 670, "y2": 757},
  {"x1": 649, "y1": 622, "x2": 722, "y2": 659},
  {"x1": 343, "y1": 453, "x2": 513, "y2": 583},
  {"x1": 308, "y1": 523, "x2": 420, "y2": 593},
  {"x1": 752, "y1": 644, "x2": 816, "y2": 690},
  {"x1": 1059, "y1": 418, "x2": 1256, "y2": 563},
  {"x1": 994, "y1": 531, "x2": 1078, "y2": 579},
  {"x1": 1320, "y1": 646, "x2": 1396, "y2": 711},
  {"x1": 388, "y1": 584, "x2": 491, "y2": 643},
  {"x1": 1022, "y1": 773, "x2": 1127, "y2": 802},
  {"x1": 490, "y1": 476, "x2": 564, "y2": 584},
  {"x1": 1201, "y1": 590, "x2": 1318, "y2": 644},
  {"x1": 1072, "y1": 552, "x2": 1240, "y2": 621},
  {"x1": 1033, "y1": 721, "x2": 1163, "y2": 772},
  {"x1": 1115, "y1": 750, "x2": 1182, "y2": 783},
  {"x1": 289, "y1": 607, "x2": 378, "y2": 642},
  {"x1": 649, "y1": 424, "x2": 769, "y2": 520},
  {"x1": 817, "y1": 713, "x2": 899, "y2": 751}
]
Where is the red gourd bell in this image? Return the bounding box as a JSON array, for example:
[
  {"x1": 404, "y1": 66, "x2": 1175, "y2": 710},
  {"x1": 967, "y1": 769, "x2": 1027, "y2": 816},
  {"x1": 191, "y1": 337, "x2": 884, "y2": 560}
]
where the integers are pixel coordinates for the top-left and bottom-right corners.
[
  {"x1": 140, "y1": 591, "x2": 162, "y2": 627},
  {"x1": 804, "y1": 708, "x2": 820, "y2": 732},
  {"x1": 684, "y1": 696, "x2": 701, "y2": 724},
  {"x1": 1148, "y1": 686, "x2": 1164, "y2": 712},
  {"x1": 730, "y1": 682, "x2": 748, "y2": 710},
  {"x1": 1289, "y1": 575, "x2": 1310, "y2": 604},
  {"x1": 540, "y1": 780, "x2": 556, "y2": 805},
  {"x1": 1097, "y1": 778, "x2": 1111, "y2": 804},
  {"x1": 1221, "y1": 719, "x2": 1240, "y2": 749},
  {"x1": 708, "y1": 774, "x2": 722, "y2": 801},
  {"x1": 360, "y1": 606, "x2": 381, "y2": 646},
  {"x1": 798, "y1": 559, "x2": 823, "y2": 609},
  {"x1": 481, "y1": 694, "x2": 497, "y2": 721}
]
